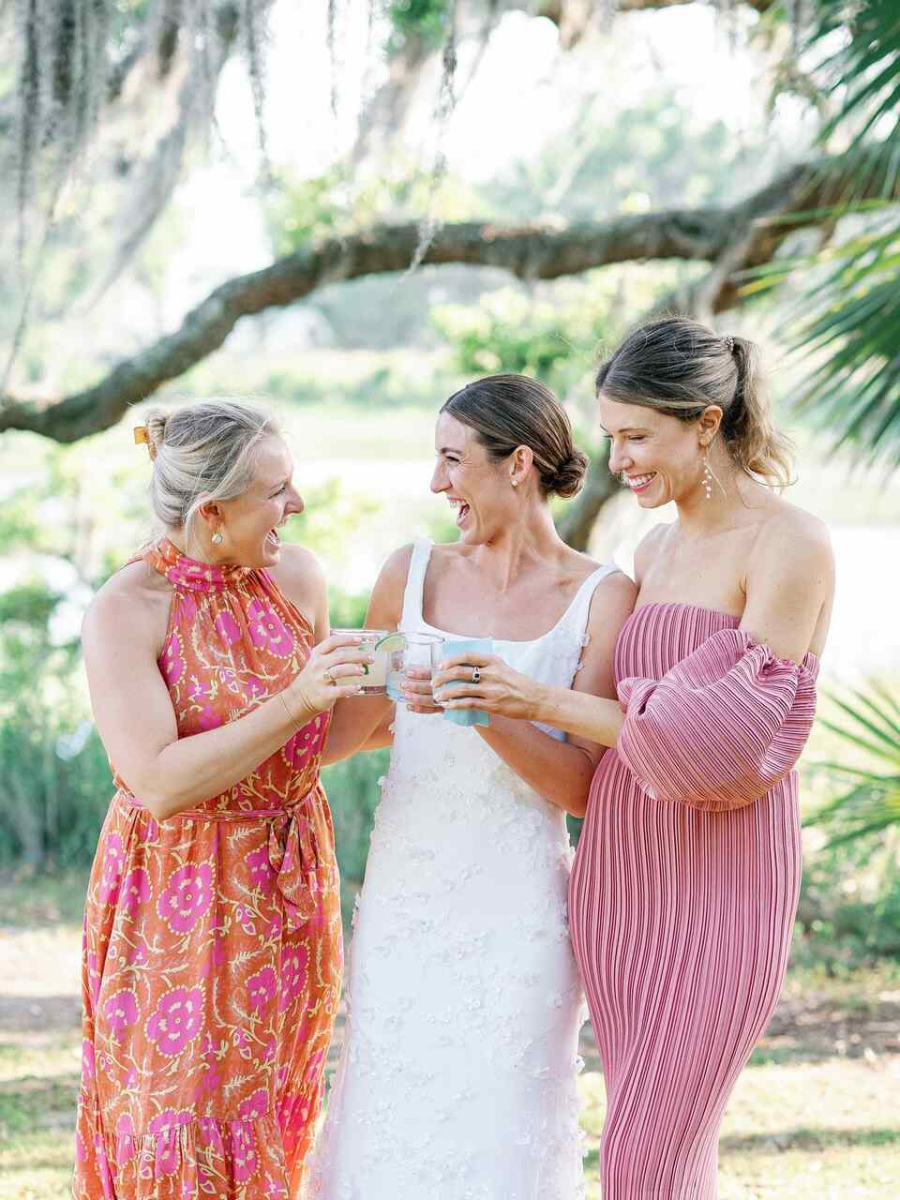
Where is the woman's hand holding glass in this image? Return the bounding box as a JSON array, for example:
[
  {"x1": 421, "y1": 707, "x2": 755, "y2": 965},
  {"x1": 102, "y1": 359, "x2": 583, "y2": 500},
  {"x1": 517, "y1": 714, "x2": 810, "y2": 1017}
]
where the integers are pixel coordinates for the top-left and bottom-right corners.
[
  {"x1": 402, "y1": 666, "x2": 444, "y2": 714},
  {"x1": 288, "y1": 633, "x2": 373, "y2": 718},
  {"x1": 404, "y1": 653, "x2": 543, "y2": 720}
]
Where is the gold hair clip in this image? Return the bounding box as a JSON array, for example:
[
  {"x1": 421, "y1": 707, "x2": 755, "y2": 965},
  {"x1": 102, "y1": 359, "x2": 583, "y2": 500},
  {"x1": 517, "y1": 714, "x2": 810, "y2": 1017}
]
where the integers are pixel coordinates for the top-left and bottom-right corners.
[{"x1": 133, "y1": 425, "x2": 157, "y2": 461}]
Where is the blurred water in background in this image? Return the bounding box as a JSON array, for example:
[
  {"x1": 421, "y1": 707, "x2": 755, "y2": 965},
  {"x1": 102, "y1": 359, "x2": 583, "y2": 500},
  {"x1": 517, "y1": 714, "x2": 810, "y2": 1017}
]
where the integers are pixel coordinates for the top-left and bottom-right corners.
[
  {"x1": 297, "y1": 457, "x2": 900, "y2": 685},
  {"x1": 1, "y1": 449, "x2": 897, "y2": 686}
]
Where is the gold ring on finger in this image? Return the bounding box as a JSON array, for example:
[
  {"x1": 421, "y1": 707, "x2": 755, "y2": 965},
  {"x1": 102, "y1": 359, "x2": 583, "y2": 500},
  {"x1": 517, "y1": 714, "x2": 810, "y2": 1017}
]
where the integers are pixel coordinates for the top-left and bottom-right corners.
[{"x1": 324, "y1": 668, "x2": 335, "y2": 684}]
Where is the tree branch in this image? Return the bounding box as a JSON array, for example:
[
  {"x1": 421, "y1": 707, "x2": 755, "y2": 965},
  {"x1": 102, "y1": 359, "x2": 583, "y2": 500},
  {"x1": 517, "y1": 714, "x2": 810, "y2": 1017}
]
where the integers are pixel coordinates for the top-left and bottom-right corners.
[{"x1": 1, "y1": 152, "x2": 895, "y2": 443}]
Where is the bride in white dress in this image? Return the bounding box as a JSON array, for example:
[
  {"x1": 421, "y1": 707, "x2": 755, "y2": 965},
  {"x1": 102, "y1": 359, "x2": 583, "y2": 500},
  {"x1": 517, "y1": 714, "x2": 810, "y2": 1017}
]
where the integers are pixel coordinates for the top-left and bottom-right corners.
[{"x1": 314, "y1": 375, "x2": 635, "y2": 1199}]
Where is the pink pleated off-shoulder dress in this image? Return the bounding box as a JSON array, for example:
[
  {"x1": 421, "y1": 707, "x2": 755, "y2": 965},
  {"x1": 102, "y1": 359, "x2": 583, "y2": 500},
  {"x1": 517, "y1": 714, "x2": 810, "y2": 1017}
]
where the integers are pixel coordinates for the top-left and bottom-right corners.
[{"x1": 570, "y1": 602, "x2": 819, "y2": 1199}]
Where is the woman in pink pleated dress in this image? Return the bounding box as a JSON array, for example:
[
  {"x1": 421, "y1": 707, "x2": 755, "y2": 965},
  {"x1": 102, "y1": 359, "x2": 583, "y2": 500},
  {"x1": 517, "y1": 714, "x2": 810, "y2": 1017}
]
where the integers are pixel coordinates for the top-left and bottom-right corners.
[{"x1": 434, "y1": 317, "x2": 835, "y2": 1198}]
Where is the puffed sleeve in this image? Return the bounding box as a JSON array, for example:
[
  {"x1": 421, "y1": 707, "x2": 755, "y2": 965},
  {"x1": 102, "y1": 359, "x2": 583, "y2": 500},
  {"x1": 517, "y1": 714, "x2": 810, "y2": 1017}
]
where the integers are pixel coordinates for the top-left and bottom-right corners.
[{"x1": 616, "y1": 629, "x2": 818, "y2": 813}]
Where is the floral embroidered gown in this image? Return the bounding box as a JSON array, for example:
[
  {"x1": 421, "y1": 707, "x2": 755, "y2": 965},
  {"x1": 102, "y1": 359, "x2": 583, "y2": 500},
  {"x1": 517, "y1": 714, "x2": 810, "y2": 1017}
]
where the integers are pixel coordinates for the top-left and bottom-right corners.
[{"x1": 74, "y1": 538, "x2": 343, "y2": 1200}]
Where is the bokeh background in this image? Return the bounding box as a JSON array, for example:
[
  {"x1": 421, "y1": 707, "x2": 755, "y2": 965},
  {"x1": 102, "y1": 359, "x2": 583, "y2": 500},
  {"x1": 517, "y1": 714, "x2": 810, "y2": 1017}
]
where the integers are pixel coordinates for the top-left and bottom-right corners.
[{"x1": 1, "y1": 2, "x2": 899, "y2": 1197}]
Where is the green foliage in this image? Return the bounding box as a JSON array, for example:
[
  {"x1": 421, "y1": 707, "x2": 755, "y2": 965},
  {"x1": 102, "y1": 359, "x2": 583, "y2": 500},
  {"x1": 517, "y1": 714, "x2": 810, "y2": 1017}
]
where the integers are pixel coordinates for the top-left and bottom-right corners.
[
  {"x1": 788, "y1": 0, "x2": 900, "y2": 463},
  {"x1": 328, "y1": 589, "x2": 370, "y2": 630},
  {"x1": 388, "y1": 0, "x2": 452, "y2": 51},
  {"x1": 799, "y1": 683, "x2": 900, "y2": 966},
  {"x1": 432, "y1": 287, "x2": 579, "y2": 382},
  {"x1": 267, "y1": 162, "x2": 484, "y2": 258},
  {"x1": 266, "y1": 169, "x2": 347, "y2": 254},
  {"x1": 323, "y1": 748, "x2": 390, "y2": 895},
  {"x1": 479, "y1": 91, "x2": 770, "y2": 225},
  {"x1": 431, "y1": 279, "x2": 624, "y2": 396},
  {"x1": 806, "y1": 684, "x2": 900, "y2": 848},
  {"x1": 796, "y1": 830, "x2": 900, "y2": 968},
  {"x1": 0, "y1": 572, "x2": 112, "y2": 869},
  {"x1": 282, "y1": 478, "x2": 381, "y2": 570},
  {"x1": 180, "y1": 351, "x2": 453, "y2": 410}
]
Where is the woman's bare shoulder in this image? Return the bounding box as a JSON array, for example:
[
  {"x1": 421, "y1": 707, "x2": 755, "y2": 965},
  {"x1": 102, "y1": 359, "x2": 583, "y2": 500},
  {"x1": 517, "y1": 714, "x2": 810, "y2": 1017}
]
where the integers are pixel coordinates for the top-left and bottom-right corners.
[
  {"x1": 270, "y1": 543, "x2": 325, "y2": 600},
  {"x1": 562, "y1": 546, "x2": 603, "y2": 576},
  {"x1": 374, "y1": 543, "x2": 416, "y2": 590},
  {"x1": 83, "y1": 560, "x2": 172, "y2": 647},
  {"x1": 596, "y1": 566, "x2": 638, "y2": 601},
  {"x1": 752, "y1": 498, "x2": 833, "y2": 566}
]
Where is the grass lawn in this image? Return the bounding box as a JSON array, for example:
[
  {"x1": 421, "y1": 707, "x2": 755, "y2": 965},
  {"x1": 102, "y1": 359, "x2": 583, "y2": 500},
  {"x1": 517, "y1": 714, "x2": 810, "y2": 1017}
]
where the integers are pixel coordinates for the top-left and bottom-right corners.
[{"x1": 1, "y1": 873, "x2": 898, "y2": 1200}]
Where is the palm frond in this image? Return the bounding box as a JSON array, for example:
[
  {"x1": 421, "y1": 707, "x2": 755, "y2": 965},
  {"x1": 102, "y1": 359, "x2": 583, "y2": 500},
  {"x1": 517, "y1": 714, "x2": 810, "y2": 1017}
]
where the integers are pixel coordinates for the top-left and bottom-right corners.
[
  {"x1": 810, "y1": 0, "x2": 900, "y2": 148},
  {"x1": 788, "y1": 0, "x2": 900, "y2": 461},
  {"x1": 806, "y1": 683, "x2": 900, "y2": 849}
]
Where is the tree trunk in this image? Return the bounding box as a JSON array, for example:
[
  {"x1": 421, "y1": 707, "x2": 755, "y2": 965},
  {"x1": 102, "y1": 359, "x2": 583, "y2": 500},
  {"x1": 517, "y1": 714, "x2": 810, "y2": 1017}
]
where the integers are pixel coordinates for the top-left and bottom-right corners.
[{"x1": 556, "y1": 458, "x2": 619, "y2": 550}]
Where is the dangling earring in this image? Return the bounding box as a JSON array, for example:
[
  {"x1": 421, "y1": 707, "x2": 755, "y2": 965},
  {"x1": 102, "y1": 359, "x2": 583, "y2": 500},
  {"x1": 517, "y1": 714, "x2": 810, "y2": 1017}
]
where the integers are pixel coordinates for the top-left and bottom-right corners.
[
  {"x1": 211, "y1": 529, "x2": 223, "y2": 545},
  {"x1": 702, "y1": 449, "x2": 713, "y2": 501}
]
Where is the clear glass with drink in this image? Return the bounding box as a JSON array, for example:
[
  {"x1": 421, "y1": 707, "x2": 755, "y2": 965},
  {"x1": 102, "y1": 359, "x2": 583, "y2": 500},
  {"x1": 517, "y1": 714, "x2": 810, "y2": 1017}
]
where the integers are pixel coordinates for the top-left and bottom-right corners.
[
  {"x1": 330, "y1": 629, "x2": 390, "y2": 696},
  {"x1": 384, "y1": 632, "x2": 445, "y2": 702}
]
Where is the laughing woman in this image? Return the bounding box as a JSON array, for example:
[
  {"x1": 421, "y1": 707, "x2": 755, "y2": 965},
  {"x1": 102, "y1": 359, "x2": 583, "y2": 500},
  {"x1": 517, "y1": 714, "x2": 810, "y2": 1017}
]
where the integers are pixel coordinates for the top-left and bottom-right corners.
[
  {"x1": 434, "y1": 319, "x2": 835, "y2": 1199},
  {"x1": 75, "y1": 400, "x2": 370, "y2": 1200},
  {"x1": 312, "y1": 374, "x2": 636, "y2": 1200}
]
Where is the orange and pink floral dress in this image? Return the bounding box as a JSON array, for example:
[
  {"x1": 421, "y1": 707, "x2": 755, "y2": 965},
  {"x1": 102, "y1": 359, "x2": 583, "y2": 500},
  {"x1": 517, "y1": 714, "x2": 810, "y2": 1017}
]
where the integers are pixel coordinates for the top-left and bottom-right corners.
[{"x1": 74, "y1": 538, "x2": 342, "y2": 1200}]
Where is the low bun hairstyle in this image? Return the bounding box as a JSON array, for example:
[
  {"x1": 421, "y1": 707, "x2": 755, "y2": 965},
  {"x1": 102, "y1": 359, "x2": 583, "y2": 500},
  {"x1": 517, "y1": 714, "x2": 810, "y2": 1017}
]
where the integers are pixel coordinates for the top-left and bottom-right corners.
[
  {"x1": 596, "y1": 317, "x2": 793, "y2": 488},
  {"x1": 144, "y1": 398, "x2": 280, "y2": 545},
  {"x1": 440, "y1": 374, "x2": 588, "y2": 500}
]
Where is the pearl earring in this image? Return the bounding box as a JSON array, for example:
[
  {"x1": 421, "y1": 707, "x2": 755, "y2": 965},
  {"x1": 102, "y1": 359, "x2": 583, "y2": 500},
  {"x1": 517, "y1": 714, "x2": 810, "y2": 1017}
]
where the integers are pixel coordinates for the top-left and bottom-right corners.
[
  {"x1": 211, "y1": 530, "x2": 223, "y2": 545},
  {"x1": 511, "y1": 479, "x2": 519, "y2": 488},
  {"x1": 702, "y1": 450, "x2": 713, "y2": 501}
]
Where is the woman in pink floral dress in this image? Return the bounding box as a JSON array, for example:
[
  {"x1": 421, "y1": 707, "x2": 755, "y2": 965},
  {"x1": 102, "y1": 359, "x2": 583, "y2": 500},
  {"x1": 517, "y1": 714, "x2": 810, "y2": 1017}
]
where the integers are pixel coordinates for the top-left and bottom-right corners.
[{"x1": 75, "y1": 399, "x2": 371, "y2": 1200}]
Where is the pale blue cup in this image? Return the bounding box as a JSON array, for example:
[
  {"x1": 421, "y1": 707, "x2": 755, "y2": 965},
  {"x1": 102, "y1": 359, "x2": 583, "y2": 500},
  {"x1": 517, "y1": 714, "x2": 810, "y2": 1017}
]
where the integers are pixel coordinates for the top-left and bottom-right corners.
[{"x1": 436, "y1": 637, "x2": 493, "y2": 727}]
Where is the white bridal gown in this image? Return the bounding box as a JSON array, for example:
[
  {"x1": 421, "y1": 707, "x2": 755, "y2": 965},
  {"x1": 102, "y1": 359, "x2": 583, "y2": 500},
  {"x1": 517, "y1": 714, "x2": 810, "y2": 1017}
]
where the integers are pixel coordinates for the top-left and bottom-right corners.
[{"x1": 311, "y1": 539, "x2": 617, "y2": 1200}]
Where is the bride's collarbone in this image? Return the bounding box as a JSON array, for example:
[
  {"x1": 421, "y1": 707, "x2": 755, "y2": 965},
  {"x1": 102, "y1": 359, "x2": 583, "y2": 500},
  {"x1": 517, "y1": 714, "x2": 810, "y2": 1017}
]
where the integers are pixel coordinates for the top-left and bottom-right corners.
[{"x1": 423, "y1": 569, "x2": 596, "y2": 642}]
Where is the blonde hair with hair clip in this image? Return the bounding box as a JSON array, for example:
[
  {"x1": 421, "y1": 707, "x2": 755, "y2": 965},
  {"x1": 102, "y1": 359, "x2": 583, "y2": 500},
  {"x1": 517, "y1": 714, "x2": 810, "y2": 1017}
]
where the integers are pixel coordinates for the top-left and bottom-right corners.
[{"x1": 140, "y1": 398, "x2": 281, "y2": 547}]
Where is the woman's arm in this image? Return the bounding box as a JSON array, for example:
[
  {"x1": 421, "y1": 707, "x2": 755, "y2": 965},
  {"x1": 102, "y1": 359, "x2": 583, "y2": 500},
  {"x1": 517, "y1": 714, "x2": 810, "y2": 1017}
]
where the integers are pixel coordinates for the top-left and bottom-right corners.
[
  {"x1": 612, "y1": 510, "x2": 833, "y2": 813},
  {"x1": 740, "y1": 510, "x2": 834, "y2": 661},
  {"x1": 430, "y1": 575, "x2": 634, "y2": 757},
  {"x1": 432, "y1": 572, "x2": 637, "y2": 816},
  {"x1": 83, "y1": 566, "x2": 369, "y2": 822},
  {"x1": 321, "y1": 544, "x2": 412, "y2": 765}
]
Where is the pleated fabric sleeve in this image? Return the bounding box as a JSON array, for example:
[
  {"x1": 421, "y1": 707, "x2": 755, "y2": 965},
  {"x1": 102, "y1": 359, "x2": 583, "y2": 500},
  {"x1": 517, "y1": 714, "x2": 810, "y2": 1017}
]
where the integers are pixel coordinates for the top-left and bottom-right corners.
[
  {"x1": 616, "y1": 627, "x2": 818, "y2": 813},
  {"x1": 570, "y1": 603, "x2": 821, "y2": 1198}
]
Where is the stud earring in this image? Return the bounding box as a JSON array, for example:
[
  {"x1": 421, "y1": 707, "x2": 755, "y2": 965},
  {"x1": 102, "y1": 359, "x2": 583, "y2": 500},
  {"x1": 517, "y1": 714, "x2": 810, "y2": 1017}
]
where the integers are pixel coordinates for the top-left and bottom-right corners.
[
  {"x1": 211, "y1": 530, "x2": 223, "y2": 545},
  {"x1": 702, "y1": 450, "x2": 713, "y2": 501},
  {"x1": 511, "y1": 479, "x2": 519, "y2": 488}
]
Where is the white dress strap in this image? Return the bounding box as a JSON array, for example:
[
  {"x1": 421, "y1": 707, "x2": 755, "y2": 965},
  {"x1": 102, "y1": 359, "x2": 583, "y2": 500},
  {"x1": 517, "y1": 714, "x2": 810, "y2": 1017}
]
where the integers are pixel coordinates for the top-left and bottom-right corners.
[
  {"x1": 399, "y1": 538, "x2": 434, "y2": 630},
  {"x1": 557, "y1": 562, "x2": 619, "y2": 647}
]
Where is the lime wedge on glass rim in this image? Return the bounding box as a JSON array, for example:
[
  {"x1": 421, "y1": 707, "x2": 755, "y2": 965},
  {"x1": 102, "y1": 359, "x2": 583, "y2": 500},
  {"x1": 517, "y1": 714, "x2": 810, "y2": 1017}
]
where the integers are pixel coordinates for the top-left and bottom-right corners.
[
  {"x1": 333, "y1": 627, "x2": 390, "y2": 676},
  {"x1": 374, "y1": 632, "x2": 406, "y2": 653},
  {"x1": 374, "y1": 632, "x2": 405, "y2": 679}
]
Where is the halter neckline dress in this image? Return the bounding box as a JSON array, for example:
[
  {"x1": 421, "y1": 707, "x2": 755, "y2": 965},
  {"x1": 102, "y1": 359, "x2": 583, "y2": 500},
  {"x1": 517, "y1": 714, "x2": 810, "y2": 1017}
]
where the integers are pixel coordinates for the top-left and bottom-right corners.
[{"x1": 75, "y1": 538, "x2": 343, "y2": 1200}]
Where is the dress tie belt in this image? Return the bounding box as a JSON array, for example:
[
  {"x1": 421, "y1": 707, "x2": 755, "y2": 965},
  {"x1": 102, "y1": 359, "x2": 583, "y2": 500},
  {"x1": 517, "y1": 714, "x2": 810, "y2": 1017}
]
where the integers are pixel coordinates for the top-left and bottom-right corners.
[{"x1": 122, "y1": 791, "x2": 325, "y2": 931}]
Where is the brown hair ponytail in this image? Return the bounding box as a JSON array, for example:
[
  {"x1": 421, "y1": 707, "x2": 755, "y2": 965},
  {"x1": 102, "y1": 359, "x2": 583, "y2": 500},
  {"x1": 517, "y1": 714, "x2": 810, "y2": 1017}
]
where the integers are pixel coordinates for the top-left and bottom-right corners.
[{"x1": 596, "y1": 317, "x2": 794, "y2": 488}]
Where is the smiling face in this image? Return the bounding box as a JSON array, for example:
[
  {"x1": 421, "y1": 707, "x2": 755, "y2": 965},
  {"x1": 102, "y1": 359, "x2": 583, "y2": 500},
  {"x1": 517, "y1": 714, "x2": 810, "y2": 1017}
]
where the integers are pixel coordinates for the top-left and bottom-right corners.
[
  {"x1": 201, "y1": 435, "x2": 304, "y2": 567},
  {"x1": 599, "y1": 393, "x2": 719, "y2": 509},
  {"x1": 430, "y1": 412, "x2": 517, "y2": 543}
]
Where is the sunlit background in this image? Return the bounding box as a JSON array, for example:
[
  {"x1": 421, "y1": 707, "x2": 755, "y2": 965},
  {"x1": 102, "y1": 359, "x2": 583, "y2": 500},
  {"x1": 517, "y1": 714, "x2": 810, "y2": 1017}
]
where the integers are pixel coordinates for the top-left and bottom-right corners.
[{"x1": 1, "y1": 3, "x2": 899, "y2": 1197}]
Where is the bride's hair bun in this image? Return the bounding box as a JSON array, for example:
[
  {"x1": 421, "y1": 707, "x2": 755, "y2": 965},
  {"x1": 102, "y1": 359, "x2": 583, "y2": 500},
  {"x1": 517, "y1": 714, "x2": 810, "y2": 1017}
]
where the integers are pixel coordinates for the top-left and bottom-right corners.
[
  {"x1": 441, "y1": 374, "x2": 588, "y2": 500},
  {"x1": 549, "y1": 450, "x2": 588, "y2": 500}
]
